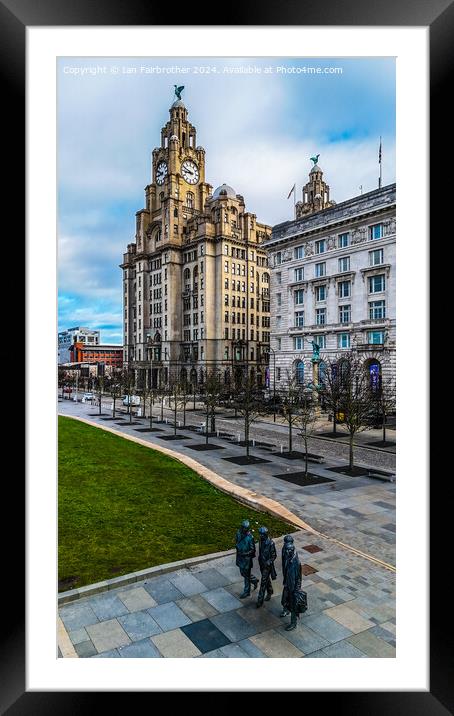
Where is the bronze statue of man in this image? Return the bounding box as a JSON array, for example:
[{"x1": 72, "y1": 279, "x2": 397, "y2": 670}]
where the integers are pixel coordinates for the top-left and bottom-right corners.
[
  {"x1": 235, "y1": 519, "x2": 259, "y2": 599},
  {"x1": 280, "y1": 535, "x2": 306, "y2": 631},
  {"x1": 256, "y1": 526, "x2": 277, "y2": 608}
]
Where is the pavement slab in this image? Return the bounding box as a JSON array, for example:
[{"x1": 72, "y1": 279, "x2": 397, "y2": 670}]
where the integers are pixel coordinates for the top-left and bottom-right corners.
[
  {"x1": 118, "y1": 586, "x2": 157, "y2": 612},
  {"x1": 118, "y1": 638, "x2": 162, "y2": 658},
  {"x1": 147, "y1": 602, "x2": 192, "y2": 631},
  {"x1": 152, "y1": 628, "x2": 202, "y2": 658},
  {"x1": 180, "y1": 618, "x2": 231, "y2": 654},
  {"x1": 176, "y1": 594, "x2": 219, "y2": 622},
  {"x1": 202, "y1": 587, "x2": 244, "y2": 613},
  {"x1": 347, "y1": 630, "x2": 396, "y2": 657},
  {"x1": 250, "y1": 630, "x2": 304, "y2": 658},
  {"x1": 117, "y1": 611, "x2": 162, "y2": 640},
  {"x1": 211, "y1": 611, "x2": 259, "y2": 642},
  {"x1": 86, "y1": 619, "x2": 131, "y2": 653}
]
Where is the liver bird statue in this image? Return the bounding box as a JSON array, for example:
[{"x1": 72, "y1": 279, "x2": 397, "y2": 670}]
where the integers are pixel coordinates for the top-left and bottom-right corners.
[
  {"x1": 310, "y1": 154, "x2": 320, "y2": 165},
  {"x1": 174, "y1": 85, "x2": 185, "y2": 100}
]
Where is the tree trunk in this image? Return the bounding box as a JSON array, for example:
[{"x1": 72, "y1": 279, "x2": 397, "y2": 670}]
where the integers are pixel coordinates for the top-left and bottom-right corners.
[
  {"x1": 206, "y1": 402, "x2": 209, "y2": 444},
  {"x1": 333, "y1": 404, "x2": 337, "y2": 435},
  {"x1": 289, "y1": 419, "x2": 293, "y2": 454},
  {"x1": 161, "y1": 397, "x2": 164, "y2": 422},
  {"x1": 349, "y1": 433, "x2": 354, "y2": 471},
  {"x1": 174, "y1": 392, "x2": 177, "y2": 435},
  {"x1": 113, "y1": 395, "x2": 116, "y2": 418},
  {"x1": 246, "y1": 417, "x2": 250, "y2": 457},
  {"x1": 183, "y1": 401, "x2": 186, "y2": 426},
  {"x1": 382, "y1": 412, "x2": 386, "y2": 443},
  {"x1": 150, "y1": 393, "x2": 153, "y2": 430},
  {"x1": 304, "y1": 435, "x2": 308, "y2": 478}
]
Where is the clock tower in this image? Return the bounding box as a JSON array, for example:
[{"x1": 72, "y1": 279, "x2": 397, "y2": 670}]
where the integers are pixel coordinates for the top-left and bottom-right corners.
[{"x1": 121, "y1": 93, "x2": 271, "y2": 392}]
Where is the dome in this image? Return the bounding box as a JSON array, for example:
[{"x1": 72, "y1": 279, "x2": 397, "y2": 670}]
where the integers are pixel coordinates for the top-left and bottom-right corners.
[
  {"x1": 171, "y1": 100, "x2": 185, "y2": 109},
  {"x1": 212, "y1": 183, "x2": 237, "y2": 200},
  {"x1": 310, "y1": 164, "x2": 322, "y2": 173}
]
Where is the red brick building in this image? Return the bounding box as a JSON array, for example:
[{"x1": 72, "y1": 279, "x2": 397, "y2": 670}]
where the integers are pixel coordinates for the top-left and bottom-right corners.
[{"x1": 70, "y1": 342, "x2": 123, "y2": 368}]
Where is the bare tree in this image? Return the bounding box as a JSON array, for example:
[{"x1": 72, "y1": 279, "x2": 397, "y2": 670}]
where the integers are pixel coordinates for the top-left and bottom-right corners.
[
  {"x1": 371, "y1": 374, "x2": 396, "y2": 444},
  {"x1": 279, "y1": 371, "x2": 303, "y2": 454},
  {"x1": 322, "y1": 352, "x2": 377, "y2": 471},
  {"x1": 295, "y1": 390, "x2": 318, "y2": 478},
  {"x1": 317, "y1": 356, "x2": 344, "y2": 435},
  {"x1": 94, "y1": 373, "x2": 105, "y2": 415},
  {"x1": 232, "y1": 373, "x2": 264, "y2": 457},
  {"x1": 121, "y1": 367, "x2": 136, "y2": 424},
  {"x1": 108, "y1": 368, "x2": 122, "y2": 418},
  {"x1": 199, "y1": 370, "x2": 223, "y2": 444}
]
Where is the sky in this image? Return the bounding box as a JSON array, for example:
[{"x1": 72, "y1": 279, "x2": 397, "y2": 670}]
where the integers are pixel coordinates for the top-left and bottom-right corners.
[{"x1": 58, "y1": 56, "x2": 396, "y2": 344}]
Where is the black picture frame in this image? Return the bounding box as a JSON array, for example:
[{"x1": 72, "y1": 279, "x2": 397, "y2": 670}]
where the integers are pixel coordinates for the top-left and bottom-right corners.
[{"x1": 3, "y1": 0, "x2": 446, "y2": 711}]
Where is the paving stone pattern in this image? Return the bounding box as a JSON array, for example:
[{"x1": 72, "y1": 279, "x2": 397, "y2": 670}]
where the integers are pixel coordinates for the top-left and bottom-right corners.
[{"x1": 59, "y1": 402, "x2": 396, "y2": 658}]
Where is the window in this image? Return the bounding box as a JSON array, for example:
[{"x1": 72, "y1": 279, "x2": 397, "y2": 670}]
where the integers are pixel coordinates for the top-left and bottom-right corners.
[
  {"x1": 338, "y1": 256, "x2": 350, "y2": 273},
  {"x1": 338, "y1": 280, "x2": 351, "y2": 298},
  {"x1": 296, "y1": 361, "x2": 305, "y2": 384},
  {"x1": 294, "y1": 289, "x2": 304, "y2": 305},
  {"x1": 295, "y1": 311, "x2": 304, "y2": 327},
  {"x1": 224, "y1": 244, "x2": 229, "y2": 255},
  {"x1": 315, "y1": 285, "x2": 326, "y2": 302},
  {"x1": 369, "y1": 248, "x2": 384, "y2": 266},
  {"x1": 368, "y1": 331, "x2": 384, "y2": 344},
  {"x1": 276, "y1": 316, "x2": 282, "y2": 328},
  {"x1": 277, "y1": 338, "x2": 282, "y2": 350},
  {"x1": 315, "y1": 335, "x2": 326, "y2": 349},
  {"x1": 315, "y1": 308, "x2": 326, "y2": 325},
  {"x1": 339, "y1": 305, "x2": 351, "y2": 323},
  {"x1": 294, "y1": 267, "x2": 304, "y2": 282},
  {"x1": 224, "y1": 294, "x2": 229, "y2": 306},
  {"x1": 315, "y1": 262, "x2": 326, "y2": 278},
  {"x1": 277, "y1": 293, "x2": 282, "y2": 306},
  {"x1": 338, "y1": 333, "x2": 350, "y2": 348},
  {"x1": 294, "y1": 246, "x2": 305, "y2": 259},
  {"x1": 370, "y1": 223, "x2": 383, "y2": 240},
  {"x1": 338, "y1": 232, "x2": 349, "y2": 248},
  {"x1": 276, "y1": 252, "x2": 282, "y2": 265},
  {"x1": 369, "y1": 300, "x2": 386, "y2": 320},
  {"x1": 224, "y1": 261, "x2": 229, "y2": 273},
  {"x1": 294, "y1": 337, "x2": 304, "y2": 350},
  {"x1": 369, "y1": 274, "x2": 386, "y2": 293},
  {"x1": 276, "y1": 272, "x2": 282, "y2": 284},
  {"x1": 276, "y1": 367, "x2": 281, "y2": 381},
  {"x1": 315, "y1": 239, "x2": 326, "y2": 254}
]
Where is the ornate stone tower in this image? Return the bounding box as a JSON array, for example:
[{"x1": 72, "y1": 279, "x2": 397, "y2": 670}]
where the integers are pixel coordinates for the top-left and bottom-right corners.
[
  {"x1": 295, "y1": 160, "x2": 336, "y2": 218},
  {"x1": 121, "y1": 92, "x2": 271, "y2": 391}
]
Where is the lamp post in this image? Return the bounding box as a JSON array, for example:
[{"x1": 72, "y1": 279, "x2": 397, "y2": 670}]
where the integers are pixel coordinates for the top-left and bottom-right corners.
[
  {"x1": 267, "y1": 346, "x2": 277, "y2": 423},
  {"x1": 147, "y1": 332, "x2": 160, "y2": 429}
]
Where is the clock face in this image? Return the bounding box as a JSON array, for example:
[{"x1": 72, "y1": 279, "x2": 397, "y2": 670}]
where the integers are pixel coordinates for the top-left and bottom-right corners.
[
  {"x1": 181, "y1": 160, "x2": 199, "y2": 185},
  {"x1": 156, "y1": 161, "x2": 168, "y2": 185}
]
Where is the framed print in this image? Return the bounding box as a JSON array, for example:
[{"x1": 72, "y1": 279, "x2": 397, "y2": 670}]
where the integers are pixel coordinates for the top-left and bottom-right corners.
[{"x1": 1, "y1": 0, "x2": 447, "y2": 709}]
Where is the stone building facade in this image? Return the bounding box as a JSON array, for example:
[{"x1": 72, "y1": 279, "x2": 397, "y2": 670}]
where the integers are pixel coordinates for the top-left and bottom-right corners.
[
  {"x1": 121, "y1": 97, "x2": 271, "y2": 389},
  {"x1": 264, "y1": 164, "x2": 396, "y2": 390}
]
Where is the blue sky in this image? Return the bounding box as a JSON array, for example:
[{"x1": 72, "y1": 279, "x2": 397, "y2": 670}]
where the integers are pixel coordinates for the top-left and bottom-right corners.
[{"x1": 58, "y1": 56, "x2": 395, "y2": 344}]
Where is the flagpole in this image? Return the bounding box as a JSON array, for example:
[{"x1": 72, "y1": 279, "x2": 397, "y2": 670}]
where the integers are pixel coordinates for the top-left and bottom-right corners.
[
  {"x1": 378, "y1": 136, "x2": 382, "y2": 189},
  {"x1": 294, "y1": 183, "x2": 297, "y2": 219}
]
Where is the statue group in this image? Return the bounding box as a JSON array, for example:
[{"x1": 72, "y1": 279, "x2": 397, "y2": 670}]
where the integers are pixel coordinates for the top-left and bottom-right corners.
[{"x1": 235, "y1": 520, "x2": 308, "y2": 631}]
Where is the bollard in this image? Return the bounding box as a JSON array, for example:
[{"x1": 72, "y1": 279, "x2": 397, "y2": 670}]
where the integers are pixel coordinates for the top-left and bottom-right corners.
[
  {"x1": 252, "y1": 439, "x2": 255, "y2": 447},
  {"x1": 237, "y1": 433, "x2": 241, "y2": 443},
  {"x1": 280, "y1": 444, "x2": 283, "y2": 453},
  {"x1": 178, "y1": 421, "x2": 181, "y2": 428}
]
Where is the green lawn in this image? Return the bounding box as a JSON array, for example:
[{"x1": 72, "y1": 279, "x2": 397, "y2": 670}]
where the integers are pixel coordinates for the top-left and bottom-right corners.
[{"x1": 58, "y1": 416, "x2": 296, "y2": 591}]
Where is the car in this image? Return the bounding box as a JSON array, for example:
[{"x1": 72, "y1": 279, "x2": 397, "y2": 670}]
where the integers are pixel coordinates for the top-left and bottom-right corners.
[{"x1": 81, "y1": 393, "x2": 94, "y2": 402}]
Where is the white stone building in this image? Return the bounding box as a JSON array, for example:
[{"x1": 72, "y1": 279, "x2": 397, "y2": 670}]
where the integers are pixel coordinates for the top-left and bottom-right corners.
[
  {"x1": 58, "y1": 326, "x2": 100, "y2": 364},
  {"x1": 264, "y1": 164, "x2": 396, "y2": 390}
]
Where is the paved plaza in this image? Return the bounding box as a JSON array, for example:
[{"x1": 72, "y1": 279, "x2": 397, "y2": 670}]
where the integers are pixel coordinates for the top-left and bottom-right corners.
[{"x1": 58, "y1": 400, "x2": 396, "y2": 658}]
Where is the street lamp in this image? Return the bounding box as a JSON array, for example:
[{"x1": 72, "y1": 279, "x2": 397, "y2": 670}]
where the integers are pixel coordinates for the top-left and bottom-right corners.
[
  {"x1": 147, "y1": 331, "x2": 161, "y2": 428},
  {"x1": 267, "y1": 346, "x2": 277, "y2": 423}
]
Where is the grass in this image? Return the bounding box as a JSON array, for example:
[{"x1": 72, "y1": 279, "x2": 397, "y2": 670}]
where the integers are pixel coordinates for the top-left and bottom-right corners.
[{"x1": 58, "y1": 416, "x2": 296, "y2": 591}]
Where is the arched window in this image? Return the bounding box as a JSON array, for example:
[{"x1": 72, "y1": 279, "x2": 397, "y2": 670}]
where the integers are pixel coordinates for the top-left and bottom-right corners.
[
  {"x1": 183, "y1": 267, "x2": 191, "y2": 281},
  {"x1": 186, "y1": 192, "x2": 194, "y2": 209},
  {"x1": 296, "y1": 361, "x2": 305, "y2": 384},
  {"x1": 159, "y1": 192, "x2": 164, "y2": 204},
  {"x1": 366, "y1": 359, "x2": 382, "y2": 391},
  {"x1": 190, "y1": 368, "x2": 197, "y2": 387}
]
